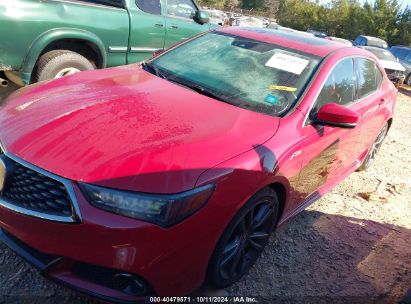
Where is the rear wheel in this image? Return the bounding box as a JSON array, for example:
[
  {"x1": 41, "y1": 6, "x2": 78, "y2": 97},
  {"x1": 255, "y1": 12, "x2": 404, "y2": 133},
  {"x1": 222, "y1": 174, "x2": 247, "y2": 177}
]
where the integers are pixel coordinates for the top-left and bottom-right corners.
[
  {"x1": 207, "y1": 187, "x2": 279, "y2": 288},
  {"x1": 36, "y1": 50, "x2": 95, "y2": 82},
  {"x1": 358, "y1": 123, "x2": 388, "y2": 171}
]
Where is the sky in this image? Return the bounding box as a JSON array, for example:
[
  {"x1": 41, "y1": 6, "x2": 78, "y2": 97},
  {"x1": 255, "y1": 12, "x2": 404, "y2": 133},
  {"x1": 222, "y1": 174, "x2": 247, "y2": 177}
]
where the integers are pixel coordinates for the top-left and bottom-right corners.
[
  {"x1": 360, "y1": 0, "x2": 411, "y2": 10},
  {"x1": 317, "y1": 0, "x2": 411, "y2": 10}
]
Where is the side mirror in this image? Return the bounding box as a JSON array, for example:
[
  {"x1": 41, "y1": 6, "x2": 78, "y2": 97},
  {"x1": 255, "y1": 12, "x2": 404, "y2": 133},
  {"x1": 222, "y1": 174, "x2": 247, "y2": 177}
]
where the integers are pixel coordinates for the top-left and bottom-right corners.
[
  {"x1": 193, "y1": 10, "x2": 209, "y2": 25},
  {"x1": 313, "y1": 103, "x2": 359, "y2": 129}
]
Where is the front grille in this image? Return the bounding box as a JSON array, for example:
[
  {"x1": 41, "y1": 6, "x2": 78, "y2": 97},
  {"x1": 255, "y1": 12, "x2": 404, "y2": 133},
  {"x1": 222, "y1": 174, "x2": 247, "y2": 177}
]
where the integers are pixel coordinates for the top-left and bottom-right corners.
[
  {"x1": 0, "y1": 155, "x2": 73, "y2": 217},
  {"x1": 386, "y1": 69, "x2": 404, "y2": 78}
]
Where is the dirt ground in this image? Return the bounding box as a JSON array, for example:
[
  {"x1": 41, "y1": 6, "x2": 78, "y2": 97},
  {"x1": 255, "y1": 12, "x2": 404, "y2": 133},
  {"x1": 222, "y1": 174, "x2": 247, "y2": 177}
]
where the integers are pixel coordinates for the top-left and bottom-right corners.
[{"x1": 0, "y1": 84, "x2": 410, "y2": 304}]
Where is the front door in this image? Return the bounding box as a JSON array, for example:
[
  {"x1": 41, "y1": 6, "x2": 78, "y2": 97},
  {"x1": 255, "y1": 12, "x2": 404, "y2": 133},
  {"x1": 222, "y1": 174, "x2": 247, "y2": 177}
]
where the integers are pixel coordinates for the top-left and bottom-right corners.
[
  {"x1": 164, "y1": 0, "x2": 209, "y2": 48},
  {"x1": 127, "y1": 0, "x2": 166, "y2": 63},
  {"x1": 296, "y1": 58, "x2": 360, "y2": 199}
]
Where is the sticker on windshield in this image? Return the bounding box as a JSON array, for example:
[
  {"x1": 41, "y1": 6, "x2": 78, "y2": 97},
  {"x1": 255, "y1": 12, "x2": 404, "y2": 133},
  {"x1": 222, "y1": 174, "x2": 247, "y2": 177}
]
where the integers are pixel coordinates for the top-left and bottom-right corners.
[
  {"x1": 265, "y1": 53, "x2": 309, "y2": 75},
  {"x1": 270, "y1": 85, "x2": 297, "y2": 92},
  {"x1": 264, "y1": 94, "x2": 279, "y2": 104}
]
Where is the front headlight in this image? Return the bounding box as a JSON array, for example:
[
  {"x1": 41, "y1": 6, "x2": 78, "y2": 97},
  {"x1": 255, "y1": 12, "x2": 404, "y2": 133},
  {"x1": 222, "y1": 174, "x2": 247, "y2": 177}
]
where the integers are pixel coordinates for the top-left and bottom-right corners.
[{"x1": 79, "y1": 183, "x2": 215, "y2": 227}]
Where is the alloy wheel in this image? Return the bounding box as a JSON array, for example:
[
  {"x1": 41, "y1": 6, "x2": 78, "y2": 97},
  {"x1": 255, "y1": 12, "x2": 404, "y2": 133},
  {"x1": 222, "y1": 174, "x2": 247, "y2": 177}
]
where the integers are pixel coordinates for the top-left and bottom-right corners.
[
  {"x1": 363, "y1": 124, "x2": 388, "y2": 169},
  {"x1": 218, "y1": 200, "x2": 274, "y2": 281}
]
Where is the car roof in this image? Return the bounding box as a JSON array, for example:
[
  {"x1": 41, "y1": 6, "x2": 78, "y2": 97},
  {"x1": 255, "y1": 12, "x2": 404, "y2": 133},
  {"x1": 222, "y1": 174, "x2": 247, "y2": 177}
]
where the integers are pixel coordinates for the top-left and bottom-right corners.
[
  {"x1": 217, "y1": 27, "x2": 349, "y2": 57},
  {"x1": 361, "y1": 35, "x2": 387, "y2": 43}
]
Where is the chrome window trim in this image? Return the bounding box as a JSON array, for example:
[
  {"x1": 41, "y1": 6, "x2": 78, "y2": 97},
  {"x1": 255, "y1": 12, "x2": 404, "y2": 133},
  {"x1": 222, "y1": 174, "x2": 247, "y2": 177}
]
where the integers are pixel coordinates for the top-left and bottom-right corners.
[{"x1": 0, "y1": 144, "x2": 82, "y2": 224}]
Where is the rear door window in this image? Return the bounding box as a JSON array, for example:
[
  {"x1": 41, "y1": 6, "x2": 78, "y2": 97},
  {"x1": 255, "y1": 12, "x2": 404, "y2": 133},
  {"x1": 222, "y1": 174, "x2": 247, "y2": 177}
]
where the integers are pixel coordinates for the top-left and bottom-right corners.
[
  {"x1": 136, "y1": 0, "x2": 161, "y2": 14},
  {"x1": 356, "y1": 58, "x2": 380, "y2": 99}
]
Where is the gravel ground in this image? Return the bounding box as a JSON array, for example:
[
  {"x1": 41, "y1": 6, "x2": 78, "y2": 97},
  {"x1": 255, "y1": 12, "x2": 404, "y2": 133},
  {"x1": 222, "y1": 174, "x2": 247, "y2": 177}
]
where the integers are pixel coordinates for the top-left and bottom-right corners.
[{"x1": 0, "y1": 83, "x2": 410, "y2": 304}]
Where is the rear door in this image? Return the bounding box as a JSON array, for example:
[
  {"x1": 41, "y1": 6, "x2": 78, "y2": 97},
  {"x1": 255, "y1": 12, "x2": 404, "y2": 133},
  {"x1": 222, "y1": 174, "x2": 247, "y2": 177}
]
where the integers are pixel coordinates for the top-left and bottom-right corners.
[
  {"x1": 164, "y1": 0, "x2": 209, "y2": 48},
  {"x1": 351, "y1": 57, "x2": 387, "y2": 156},
  {"x1": 127, "y1": 0, "x2": 166, "y2": 63}
]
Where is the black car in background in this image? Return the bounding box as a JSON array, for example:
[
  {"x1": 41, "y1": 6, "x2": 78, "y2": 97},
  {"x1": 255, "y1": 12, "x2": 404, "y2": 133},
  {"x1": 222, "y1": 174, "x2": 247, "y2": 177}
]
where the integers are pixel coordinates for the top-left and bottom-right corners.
[{"x1": 390, "y1": 46, "x2": 411, "y2": 86}]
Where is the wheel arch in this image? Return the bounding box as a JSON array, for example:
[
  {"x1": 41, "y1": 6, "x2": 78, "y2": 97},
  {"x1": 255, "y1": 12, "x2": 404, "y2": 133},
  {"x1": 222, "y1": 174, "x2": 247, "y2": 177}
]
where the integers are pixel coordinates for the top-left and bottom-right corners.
[
  {"x1": 21, "y1": 28, "x2": 107, "y2": 84},
  {"x1": 266, "y1": 182, "x2": 287, "y2": 224}
]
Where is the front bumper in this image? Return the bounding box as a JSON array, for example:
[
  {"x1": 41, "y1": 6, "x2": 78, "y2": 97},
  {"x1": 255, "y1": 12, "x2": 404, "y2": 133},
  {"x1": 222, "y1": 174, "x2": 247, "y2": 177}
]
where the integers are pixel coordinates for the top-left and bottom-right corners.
[
  {"x1": 0, "y1": 181, "x2": 223, "y2": 301},
  {"x1": 0, "y1": 228, "x2": 151, "y2": 303},
  {"x1": 386, "y1": 70, "x2": 405, "y2": 85}
]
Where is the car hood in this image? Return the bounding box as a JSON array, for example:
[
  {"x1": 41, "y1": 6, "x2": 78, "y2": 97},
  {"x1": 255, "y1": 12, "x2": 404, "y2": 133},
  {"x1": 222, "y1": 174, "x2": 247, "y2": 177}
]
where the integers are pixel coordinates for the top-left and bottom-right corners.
[
  {"x1": 379, "y1": 60, "x2": 406, "y2": 72},
  {"x1": 0, "y1": 66, "x2": 279, "y2": 193}
]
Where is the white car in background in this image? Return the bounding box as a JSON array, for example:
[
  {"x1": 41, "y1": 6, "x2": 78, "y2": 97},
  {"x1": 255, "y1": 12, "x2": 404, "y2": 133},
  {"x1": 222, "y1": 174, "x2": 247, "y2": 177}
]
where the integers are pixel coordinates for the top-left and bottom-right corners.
[
  {"x1": 203, "y1": 8, "x2": 227, "y2": 26},
  {"x1": 330, "y1": 37, "x2": 353, "y2": 46},
  {"x1": 233, "y1": 16, "x2": 264, "y2": 28},
  {"x1": 364, "y1": 46, "x2": 406, "y2": 87}
]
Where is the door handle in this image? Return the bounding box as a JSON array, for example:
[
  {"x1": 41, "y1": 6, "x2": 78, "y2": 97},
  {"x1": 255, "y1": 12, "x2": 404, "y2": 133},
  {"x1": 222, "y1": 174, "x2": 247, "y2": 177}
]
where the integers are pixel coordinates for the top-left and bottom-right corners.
[
  {"x1": 170, "y1": 24, "x2": 178, "y2": 29},
  {"x1": 155, "y1": 23, "x2": 164, "y2": 28}
]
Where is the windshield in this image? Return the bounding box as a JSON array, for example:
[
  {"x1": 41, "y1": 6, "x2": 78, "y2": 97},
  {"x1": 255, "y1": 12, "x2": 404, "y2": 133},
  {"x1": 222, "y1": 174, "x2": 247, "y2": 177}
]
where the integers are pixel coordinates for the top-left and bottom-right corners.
[
  {"x1": 149, "y1": 32, "x2": 321, "y2": 116},
  {"x1": 367, "y1": 48, "x2": 396, "y2": 62},
  {"x1": 367, "y1": 39, "x2": 388, "y2": 49}
]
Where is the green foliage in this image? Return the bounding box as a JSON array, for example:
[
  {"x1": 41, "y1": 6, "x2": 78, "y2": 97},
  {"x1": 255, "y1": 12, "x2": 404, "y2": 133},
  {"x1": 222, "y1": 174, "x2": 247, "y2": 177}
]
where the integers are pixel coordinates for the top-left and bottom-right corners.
[
  {"x1": 197, "y1": 0, "x2": 411, "y2": 46},
  {"x1": 277, "y1": 0, "x2": 410, "y2": 45}
]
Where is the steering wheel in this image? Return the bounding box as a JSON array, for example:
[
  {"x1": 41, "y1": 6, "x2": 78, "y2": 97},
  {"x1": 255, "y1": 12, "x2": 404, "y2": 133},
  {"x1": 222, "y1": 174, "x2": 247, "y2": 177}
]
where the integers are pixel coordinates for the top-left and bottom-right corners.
[{"x1": 269, "y1": 90, "x2": 292, "y2": 115}]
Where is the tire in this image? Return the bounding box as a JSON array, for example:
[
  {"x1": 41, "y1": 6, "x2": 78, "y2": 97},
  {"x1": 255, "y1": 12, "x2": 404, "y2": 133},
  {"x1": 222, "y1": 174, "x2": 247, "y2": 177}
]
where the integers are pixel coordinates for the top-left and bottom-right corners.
[
  {"x1": 207, "y1": 187, "x2": 280, "y2": 288},
  {"x1": 36, "y1": 50, "x2": 95, "y2": 82},
  {"x1": 358, "y1": 123, "x2": 388, "y2": 171},
  {"x1": 406, "y1": 74, "x2": 411, "y2": 87}
]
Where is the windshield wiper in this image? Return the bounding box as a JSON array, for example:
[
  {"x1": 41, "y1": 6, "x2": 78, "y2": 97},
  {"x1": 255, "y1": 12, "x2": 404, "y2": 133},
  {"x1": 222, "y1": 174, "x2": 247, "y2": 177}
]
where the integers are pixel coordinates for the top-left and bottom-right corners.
[
  {"x1": 168, "y1": 79, "x2": 232, "y2": 104},
  {"x1": 142, "y1": 62, "x2": 167, "y2": 80}
]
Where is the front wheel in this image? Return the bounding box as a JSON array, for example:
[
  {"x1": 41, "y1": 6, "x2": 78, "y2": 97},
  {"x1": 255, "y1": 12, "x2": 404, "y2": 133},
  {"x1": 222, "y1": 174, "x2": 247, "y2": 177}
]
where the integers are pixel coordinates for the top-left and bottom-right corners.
[
  {"x1": 358, "y1": 123, "x2": 388, "y2": 171},
  {"x1": 207, "y1": 187, "x2": 279, "y2": 288}
]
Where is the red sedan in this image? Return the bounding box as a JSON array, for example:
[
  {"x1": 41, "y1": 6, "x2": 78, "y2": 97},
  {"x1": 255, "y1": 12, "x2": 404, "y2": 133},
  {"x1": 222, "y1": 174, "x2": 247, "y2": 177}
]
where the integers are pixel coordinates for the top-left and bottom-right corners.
[{"x1": 0, "y1": 27, "x2": 396, "y2": 302}]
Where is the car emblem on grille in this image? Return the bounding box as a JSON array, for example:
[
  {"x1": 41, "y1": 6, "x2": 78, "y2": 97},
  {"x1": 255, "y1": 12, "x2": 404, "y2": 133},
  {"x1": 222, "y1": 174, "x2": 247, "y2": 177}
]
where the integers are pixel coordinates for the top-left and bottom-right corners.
[{"x1": 0, "y1": 157, "x2": 6, "y2": 192}]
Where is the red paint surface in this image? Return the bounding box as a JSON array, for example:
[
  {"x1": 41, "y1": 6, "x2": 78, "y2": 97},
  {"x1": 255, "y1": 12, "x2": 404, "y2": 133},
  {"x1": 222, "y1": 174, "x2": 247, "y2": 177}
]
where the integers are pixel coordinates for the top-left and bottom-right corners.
[
  {"x1": 317, "y1": 103, "x2": 359, "y2": 125},
  {"x1": 0, "y1": 29, "x2": 397, "y2": 299}
]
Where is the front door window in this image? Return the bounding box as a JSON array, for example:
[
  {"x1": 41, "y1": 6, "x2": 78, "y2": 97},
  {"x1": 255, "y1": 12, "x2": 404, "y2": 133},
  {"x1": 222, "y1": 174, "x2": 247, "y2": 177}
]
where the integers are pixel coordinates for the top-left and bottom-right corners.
[{"x1": 167, "y1": 0, "x2": 197, "y2": 19}]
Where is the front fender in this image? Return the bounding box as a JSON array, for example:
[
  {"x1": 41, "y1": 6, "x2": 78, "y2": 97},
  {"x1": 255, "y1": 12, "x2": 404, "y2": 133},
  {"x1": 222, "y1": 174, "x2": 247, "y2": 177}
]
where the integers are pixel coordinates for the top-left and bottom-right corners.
[{"x1": 20, "y1": 28, "x2": 107, "y2": 84}]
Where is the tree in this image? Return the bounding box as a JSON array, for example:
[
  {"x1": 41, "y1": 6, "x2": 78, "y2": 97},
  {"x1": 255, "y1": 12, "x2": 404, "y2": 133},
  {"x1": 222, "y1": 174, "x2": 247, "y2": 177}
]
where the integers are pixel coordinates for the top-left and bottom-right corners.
[
  {"x1": 197, "y1": 0, "x2": 411, "y2": 46},
  {"x1": 392, "y1": 6, "x2": 411, "y2": 46}
]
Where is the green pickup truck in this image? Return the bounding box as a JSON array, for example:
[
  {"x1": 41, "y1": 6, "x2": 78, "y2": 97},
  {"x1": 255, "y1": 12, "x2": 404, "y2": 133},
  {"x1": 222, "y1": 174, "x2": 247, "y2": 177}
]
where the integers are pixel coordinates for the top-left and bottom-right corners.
[{"x1": 0, "y1": 0, "x2": 213, "y2": 86}]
